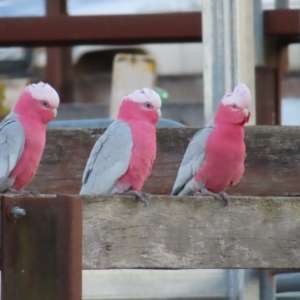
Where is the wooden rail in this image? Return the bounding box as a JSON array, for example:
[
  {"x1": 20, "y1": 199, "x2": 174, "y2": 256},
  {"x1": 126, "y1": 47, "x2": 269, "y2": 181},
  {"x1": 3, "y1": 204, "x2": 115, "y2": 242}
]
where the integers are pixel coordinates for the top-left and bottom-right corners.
[
  {"x1": 2, "y1": 125, "x2": 300, "y2": 298},
  {"x1": 1, "y1": 194, "x2": 300, "y2": 269},
  {"x1": 264, "y1": 9, "x2": 300, "y2": 43},
  {"x1": 0, "y1": 13, "x2": 201, "y2": 47},
  {"x1": 27, "y1": 126, "x2": 300, "y2": 196},
  {"x1": 0, "y1": 10, "x2": 299, "y2": 46}
]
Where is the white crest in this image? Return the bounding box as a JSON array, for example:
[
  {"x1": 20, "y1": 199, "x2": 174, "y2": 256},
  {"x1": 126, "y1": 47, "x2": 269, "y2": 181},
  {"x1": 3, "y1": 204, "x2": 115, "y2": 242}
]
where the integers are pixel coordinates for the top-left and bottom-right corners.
[
  {"x1": 123, "y1": 88, "x2": 161, "y2": 108},
  {"x1": 25, "y1": 82, "x2": 60, "y2": 107},
  {"x1": 221, "y1": 83, "x2": 251, "y2": 108}
]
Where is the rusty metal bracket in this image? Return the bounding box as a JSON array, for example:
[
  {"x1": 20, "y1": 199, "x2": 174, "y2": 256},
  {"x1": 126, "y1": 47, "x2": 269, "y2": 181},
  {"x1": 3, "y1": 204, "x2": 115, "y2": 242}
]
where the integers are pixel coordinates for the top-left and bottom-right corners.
[{"x1": 1, "y1": 195, "x2": 82, "y2": 300}]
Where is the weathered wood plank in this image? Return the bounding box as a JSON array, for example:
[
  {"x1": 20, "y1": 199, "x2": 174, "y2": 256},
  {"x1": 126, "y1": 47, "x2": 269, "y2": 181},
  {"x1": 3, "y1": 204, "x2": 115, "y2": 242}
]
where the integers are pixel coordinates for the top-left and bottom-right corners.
[
  {"x1": 1, "y1": 195, "x2": 299, "y2": 269},
  {"x1": 81, "y1": 195, "x2": 300, "y2": 269},
  {"x1": 28, "y1": 126, "x2": 300, "y2": 196}
]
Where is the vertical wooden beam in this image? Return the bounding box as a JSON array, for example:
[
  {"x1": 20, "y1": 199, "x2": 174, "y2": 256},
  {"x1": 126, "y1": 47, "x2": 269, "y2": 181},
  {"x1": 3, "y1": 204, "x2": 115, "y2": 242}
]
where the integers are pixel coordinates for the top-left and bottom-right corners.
[
  {"x1": 255, "y1": 66, "x2": 280, "y2": 125},
  {"x1": 263, "y1": 39, "x2": 289, "y2": 125},
  {"x1": 46, "y1": 0, "x2": 67, "y2": 13},
  {"x1": 202, "y1": 0, "x2": 256, "y2": 125},
  {"x1": 258, "y1": 0, "x2": 290, "y2": 125},
  {"x1": 46, "y1": 0, "x2": 73, "y2": 103},
  {"x1": 1, "y1": 195, "x2": 82, "y2": 300},
  {"x1": 274, "y1": 0, "x2": 289, "y2": 126}
]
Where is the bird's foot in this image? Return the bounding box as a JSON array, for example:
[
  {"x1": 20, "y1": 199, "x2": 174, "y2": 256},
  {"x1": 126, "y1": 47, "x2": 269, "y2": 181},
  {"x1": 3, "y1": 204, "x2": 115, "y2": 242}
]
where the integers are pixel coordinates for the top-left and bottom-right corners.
[
  {"x1": 141, "y1": 192, "x2": 152, "y2": 198},
  {"x1": 218, "y1": 191, "x2": 229, "y2": 207},
  {"x1": 192, "y1": 191, "x2": 201, "y2": 196},
  {"x1": 123, "y1": 190, "x2": 148, "y2": 206},
  {"x1": 4, "y1": 188, "x2": 40, "y2": 196},
  {"x1": 200, "y1": 188, "x2": 229, "y2": 208}
]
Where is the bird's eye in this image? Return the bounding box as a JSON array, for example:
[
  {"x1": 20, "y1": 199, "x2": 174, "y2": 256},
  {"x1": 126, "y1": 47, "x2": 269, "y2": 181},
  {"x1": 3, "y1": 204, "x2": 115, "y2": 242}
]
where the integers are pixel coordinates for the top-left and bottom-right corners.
[
  {"x1": 232, "y1": 104, "x2": 238, "y2": 109},
  {"x1": 41, "y1": 101, "x2": 49, "y2": 107},
  {"x1": 144, "y1": 102, "x2": 153, "y2": 109}
]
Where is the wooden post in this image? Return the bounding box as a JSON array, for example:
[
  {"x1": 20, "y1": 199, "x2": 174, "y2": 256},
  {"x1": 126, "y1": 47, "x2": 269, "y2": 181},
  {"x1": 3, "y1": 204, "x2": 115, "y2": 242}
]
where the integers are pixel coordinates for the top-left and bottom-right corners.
[
  {"x1": 202, "y1": 0, "x2": 256, "y2": 125},
  {"x1": 46, "y1": 0, "x2": 73, "y2": 103},
  {"x1": 1, "y1": 195, "x2": 82, "y2": 300},
  {"x1": 259, "y1": 0, "x2": 290, "y2": 125},
  {"x1": 252, "y1": 1, "x2": 281, "y2": 125}
]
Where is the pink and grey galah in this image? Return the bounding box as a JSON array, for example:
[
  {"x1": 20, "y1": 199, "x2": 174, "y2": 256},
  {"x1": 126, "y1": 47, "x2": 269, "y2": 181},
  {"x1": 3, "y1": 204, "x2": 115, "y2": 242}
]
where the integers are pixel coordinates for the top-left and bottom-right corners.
[
  {"x1": 171, "y1": 83, "x2": 251, "y2": 206},
  {"x1": 0, "y1": 82, "x2": 59, "y2": 194},
  {"x1": 80, "y1": 88, "x2": 161, "y2": 204}
]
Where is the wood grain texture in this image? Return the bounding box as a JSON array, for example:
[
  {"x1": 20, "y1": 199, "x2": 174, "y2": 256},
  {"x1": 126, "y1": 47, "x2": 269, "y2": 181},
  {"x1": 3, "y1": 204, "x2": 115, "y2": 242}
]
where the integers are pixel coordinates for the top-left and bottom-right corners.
[
  {"x1": 81, "y1": 195, "x2": 300, "y2": 269},
  {"x1": 27, "y1": 126, "x2": 300, "y2": 196}
]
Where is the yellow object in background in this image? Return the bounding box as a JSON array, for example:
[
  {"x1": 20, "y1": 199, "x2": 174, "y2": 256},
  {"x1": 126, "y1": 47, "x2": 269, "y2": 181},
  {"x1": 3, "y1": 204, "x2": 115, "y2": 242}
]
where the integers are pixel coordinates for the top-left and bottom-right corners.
[
  {"x1": 0, "y1": 79, "x2": 29, "y2": 119},
  {"x1": 0, "y1": 82, "x2": 10, "y2": 118},
  {"x1": 110, "y1": 53, "x2": 156, "y2": 119}
]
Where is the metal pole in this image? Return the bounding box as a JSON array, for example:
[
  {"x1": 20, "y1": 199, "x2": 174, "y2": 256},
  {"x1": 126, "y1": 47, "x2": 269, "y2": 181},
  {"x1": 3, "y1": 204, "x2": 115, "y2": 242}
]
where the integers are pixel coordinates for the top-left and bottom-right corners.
[
  {"x1": 253, "y1": 0, "x2": 265, "y2": 66},
  {"x1": 242, "y1": 270, "x2": 260, "y2": 300},
  {"x1": 276, "y1": 273, "x2": 300, "y2": 293},
  {"x1": 202, "y1": 0, "x2": 256, "y2": 125},
  {"x1": 259, "y1": 270, "x2": 276, "y2": 300},
  {"x1": 275, "y1": 0, "x2": 289, "y2": 8},
  {"x1": 228, "y1": 269, "x2": 241, "y2": 300}
]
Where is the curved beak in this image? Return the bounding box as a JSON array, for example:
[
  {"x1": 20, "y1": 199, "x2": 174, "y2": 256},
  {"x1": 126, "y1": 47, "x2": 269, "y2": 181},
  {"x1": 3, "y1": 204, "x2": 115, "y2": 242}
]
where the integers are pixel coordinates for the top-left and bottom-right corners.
[
  {"x1": 243, "y1": 108, "x2": 249, "y2": 118},
  {"x1": 157, "y1": 108, "x2": 161, "y2": 117},
  {"x1": 53, "y1": 108, "x2": 57, "y2": 117}
]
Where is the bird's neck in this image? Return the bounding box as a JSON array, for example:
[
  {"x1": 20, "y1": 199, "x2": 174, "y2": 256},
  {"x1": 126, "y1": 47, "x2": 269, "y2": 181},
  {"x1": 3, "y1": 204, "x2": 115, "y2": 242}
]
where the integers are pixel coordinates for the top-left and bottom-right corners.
[{"x1": 214, "y1": 122, "x2": 245, "y2": 140}]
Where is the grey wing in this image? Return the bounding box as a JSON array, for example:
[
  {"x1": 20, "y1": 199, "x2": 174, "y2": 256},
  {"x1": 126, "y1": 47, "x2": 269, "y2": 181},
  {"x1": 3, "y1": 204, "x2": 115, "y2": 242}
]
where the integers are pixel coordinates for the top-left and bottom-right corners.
[
  {"x1": 171, "y1": 124, "x2": 214, "y2": 195},
  {"x1": 0, "y1": 116, "x2": 25, "y2": 191},
  {"x1": 80, "y1": 120, "x2": 133, "y2": 195}
]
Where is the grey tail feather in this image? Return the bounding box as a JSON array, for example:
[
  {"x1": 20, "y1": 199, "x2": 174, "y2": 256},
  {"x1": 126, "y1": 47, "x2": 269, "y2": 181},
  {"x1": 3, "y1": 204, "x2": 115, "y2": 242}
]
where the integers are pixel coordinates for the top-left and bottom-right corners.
[{"x1": 171, "y1": 185, "x2": 184, "y2": 196}]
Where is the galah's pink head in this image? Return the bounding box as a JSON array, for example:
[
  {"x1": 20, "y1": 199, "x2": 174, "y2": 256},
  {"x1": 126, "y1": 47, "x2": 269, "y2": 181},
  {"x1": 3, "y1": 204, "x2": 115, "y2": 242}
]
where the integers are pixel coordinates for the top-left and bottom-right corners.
[
  {"x1": 118, "y1": 88, "x2": 162, "y2": 124},
  {"x1": 214, "y1": 83, "x2": 251, "y2": 126},
  {"x1": 13, "y1": 82, "x2": 60, "y2": 124}
]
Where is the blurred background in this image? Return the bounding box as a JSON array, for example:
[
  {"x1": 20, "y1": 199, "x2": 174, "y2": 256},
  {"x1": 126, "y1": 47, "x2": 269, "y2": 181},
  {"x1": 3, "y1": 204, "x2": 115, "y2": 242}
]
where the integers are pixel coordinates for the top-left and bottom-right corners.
[{"x1": 0, "y1": 0, "x2": 299, "y2": 126}]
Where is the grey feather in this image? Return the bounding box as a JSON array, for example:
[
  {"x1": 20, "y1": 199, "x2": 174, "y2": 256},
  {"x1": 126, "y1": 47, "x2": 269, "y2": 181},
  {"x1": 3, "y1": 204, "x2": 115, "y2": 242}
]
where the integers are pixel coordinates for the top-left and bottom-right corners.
[
  {"x1": 80, "y1": 119, "x2": 133, "y2": 195},
  {"x1": 0, "y1": 112, "x2": 25, "y2": 192},
  {"x1": 171, "y1": 123, "x2": 215, "y2": 195}
]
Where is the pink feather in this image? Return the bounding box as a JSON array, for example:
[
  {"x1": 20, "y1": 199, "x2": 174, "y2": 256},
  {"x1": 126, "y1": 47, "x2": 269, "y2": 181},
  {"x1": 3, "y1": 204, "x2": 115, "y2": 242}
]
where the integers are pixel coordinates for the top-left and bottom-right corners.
[
  {"x1": 9, "y1": 83, "x2": 59, "y2": 190},
  {"x1": 116, "y1": 91, "x2": 160, "y2": 192}
]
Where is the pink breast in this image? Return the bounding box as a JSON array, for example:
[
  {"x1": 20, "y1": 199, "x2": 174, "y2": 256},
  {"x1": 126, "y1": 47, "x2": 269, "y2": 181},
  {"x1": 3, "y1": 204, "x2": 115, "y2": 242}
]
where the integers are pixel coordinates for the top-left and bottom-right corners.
[
  {"x1": 9, "y1": 118, "x2": 46, "y2": 190},
  {"x1": 195, "y1": 126, "x2": 245, "y2": 193},
  {"x1": 118, "y1": 120, "x2": 156, "y2": 192}
]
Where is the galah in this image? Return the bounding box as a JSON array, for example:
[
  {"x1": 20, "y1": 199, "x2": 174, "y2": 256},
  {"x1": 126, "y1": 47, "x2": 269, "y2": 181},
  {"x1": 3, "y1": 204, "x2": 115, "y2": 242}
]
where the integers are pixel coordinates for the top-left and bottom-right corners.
[
  {"x1": 171, "y1": 83, "x2": 251, "y2": 205},
  {"x1": 80, "y1": 88, "x2": 161, "y2": 204},
  {"x1": 0, "y1": 82, "x2": 59, "y2": 194}
]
